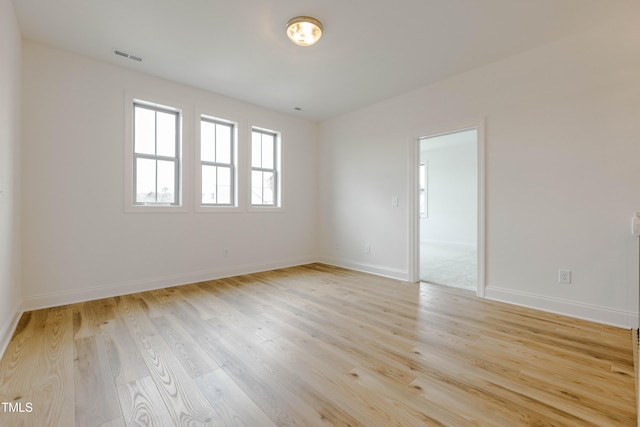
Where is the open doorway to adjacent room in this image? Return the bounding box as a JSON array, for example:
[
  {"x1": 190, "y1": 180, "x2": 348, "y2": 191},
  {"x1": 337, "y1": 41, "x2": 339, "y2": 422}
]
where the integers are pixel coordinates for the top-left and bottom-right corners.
[{"x1": 418, "y1": 128, "x2": 479, "y2": 292}]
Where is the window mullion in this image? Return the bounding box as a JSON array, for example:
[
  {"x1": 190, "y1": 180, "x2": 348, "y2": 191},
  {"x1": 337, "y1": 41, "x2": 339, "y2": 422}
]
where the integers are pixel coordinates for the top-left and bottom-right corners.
[
  {"x1": 252, "y1": 166, "x2": 274, "y2": 173},
  {"x1": 203, "y1": 160, "x2": 231, "y2": 168}
]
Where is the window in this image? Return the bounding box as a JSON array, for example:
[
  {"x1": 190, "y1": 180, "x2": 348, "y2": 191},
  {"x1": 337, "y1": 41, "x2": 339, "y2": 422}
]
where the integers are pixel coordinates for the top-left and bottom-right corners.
[
  {"x1": 200, "y1": 116, "x2": 236, "y2": 206},
  {"x1": 133, "y1": 101, "x2": 181, "y2": 206},
  {"x1": 251, "y1": 128, "x2": 279, "y2": 207}
]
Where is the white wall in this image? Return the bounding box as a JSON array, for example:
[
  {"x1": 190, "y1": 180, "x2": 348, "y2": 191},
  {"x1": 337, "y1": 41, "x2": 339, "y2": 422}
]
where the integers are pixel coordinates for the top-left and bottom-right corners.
[
  {"x1": 21, "y1": 42, "x2": 318, "y2": 309},
  {"x1": 0, "y1": 0, "x2": 23, "y2": 353},
  {"x1": 420, "y1": 130, "x2": 477, "y2": 246},
  {"x1": 318, "y1": 11, "x2": 640, "y2": 327}
]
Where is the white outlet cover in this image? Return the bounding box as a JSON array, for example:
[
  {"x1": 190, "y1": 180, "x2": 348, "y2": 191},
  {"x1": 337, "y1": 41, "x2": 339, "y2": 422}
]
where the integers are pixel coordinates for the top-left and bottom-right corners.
[{"x1": 558, "y1": 269, "x2": 572, "y2": 284}]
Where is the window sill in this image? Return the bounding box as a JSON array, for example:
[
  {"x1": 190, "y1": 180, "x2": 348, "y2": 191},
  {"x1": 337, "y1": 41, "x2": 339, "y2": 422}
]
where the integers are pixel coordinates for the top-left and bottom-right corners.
[
  {"x1": 247, "y1": 205, "x2": 284, "y2": 213},
  {"x1": 124, "y1": 204, "x2": 189, "y2": 213},
  {"x1": 195, "y1": 205, "x2": 243, "y2": 214}
]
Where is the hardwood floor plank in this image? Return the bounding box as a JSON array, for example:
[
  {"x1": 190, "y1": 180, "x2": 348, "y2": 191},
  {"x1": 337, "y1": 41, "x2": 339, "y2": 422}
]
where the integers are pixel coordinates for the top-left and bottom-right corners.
[
  {"x1": 349, "y1": 364, "x2": 484, "y2": 426},
  {"x1": 117, "y1": 376, "x2": 174, "y2": 427},
  {"x1": 74, "y1": 335, "x2": 122, "y2": 426},
  {"x1": 204, "y1": 278, "x2": 287, "y2": 342},
  {"x1": 199, "y1": 339, "x2": 328, "y2": 427},
  {"x1": 101, "y1": 317, "x2": 150, "y2": 386},
  {"x1": 112, "y1": 295, "x2": 158, "y2": 339},
  {"x1": 195, "y1": 368, "x2": 277, "y2": 427},
  {"x1": 135, "y1": 291, "x2": 168, "y2": 319},
  {"x1": 151, "y1": 314, "x2": 219, "y2": 378},
  {"x1": 38, "y1": 307, "x2": 75, "y2": 427},
  {"x1": 166, "y1": 300, "x2": 223, "y2": 344},
  {"x1": 73, "y1": 299, "x2": 116, "y2": 340},
  {"x1": 175, "y1": 284, "x2": 226, "y2": 321}
]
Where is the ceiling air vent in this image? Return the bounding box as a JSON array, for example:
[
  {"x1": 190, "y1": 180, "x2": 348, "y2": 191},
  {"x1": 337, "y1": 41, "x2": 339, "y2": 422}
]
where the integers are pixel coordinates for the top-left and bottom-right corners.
[{"x1": 113, "y1": 49, "x2": 143, "y2": 62}]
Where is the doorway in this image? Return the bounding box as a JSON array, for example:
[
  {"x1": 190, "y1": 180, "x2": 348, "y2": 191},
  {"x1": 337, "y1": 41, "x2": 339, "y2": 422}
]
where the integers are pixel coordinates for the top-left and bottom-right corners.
[{"x1": 414, "y1": 126, "x2": 483, "y2": 294}]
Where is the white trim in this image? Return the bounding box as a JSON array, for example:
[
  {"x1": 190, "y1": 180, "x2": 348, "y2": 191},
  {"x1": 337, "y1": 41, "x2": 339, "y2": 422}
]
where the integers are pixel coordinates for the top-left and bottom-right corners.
[
  {"x1": 485, "y1": 285, "x2": 637, "y2": 329},
  {"x1": 476, "y1": 120, "x2": 486, "y2": 298},
  {"x1": 408, "y1": 119, "x2": 486, "y2": 298},
  {"x1": 21, "y1": 257, "x2": 316, "y2": 312},
  {"x1": 0, "y1": 301, "x2": 23, "y2": 360},
  {"x1": 123, "y1": 90, "x2": 192, "y2": 213},
  {"x1": 247, "y1": 125, "x2": 284, "y2": 212},
  {"x1": 318, "y1": 257, "x2": 409, "y2": 281},
  {"x1": 408, "y1": 138, "x2": 420, "y2": 282},
  {"x1": 194, "y1": 108, "x2": 244, "y2": 213}
]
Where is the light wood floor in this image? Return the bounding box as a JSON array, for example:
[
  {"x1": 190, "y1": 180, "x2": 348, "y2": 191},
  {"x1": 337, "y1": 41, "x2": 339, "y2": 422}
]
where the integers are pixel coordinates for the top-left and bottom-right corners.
[{"x1": 0, "y1": 264, "x2": 636, "y2": 426}]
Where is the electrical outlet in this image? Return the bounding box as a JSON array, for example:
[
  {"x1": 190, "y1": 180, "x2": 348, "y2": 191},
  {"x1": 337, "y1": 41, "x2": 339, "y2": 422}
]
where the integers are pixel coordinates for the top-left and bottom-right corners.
[
  {"x1": 364, "y1": 244, "x2": 371, "y2": 254},
  {"x1": 558, "y1": 269, "x2": 572, "y2": 284},
  {"x1": 223, "y1": 248, "x2": 230, "y2": 257}
]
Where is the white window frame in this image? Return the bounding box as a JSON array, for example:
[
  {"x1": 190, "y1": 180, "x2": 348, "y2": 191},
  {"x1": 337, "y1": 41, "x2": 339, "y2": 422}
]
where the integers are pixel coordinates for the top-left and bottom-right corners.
[
  {"x1": 249, "y1": 126, "x2": 282, "y2": 211},
  {"x1": 195, "y1": 111, "x2": 242, "y2": 212},
  {"x1": 124, "y1": 93, "x2": 190, "y2": 213}
]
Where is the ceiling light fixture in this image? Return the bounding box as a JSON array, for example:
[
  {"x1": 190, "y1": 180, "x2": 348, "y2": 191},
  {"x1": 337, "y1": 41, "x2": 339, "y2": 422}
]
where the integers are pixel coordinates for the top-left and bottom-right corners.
[{"x1": 286, "y1": 16, "x2": 323, "y2": 47}]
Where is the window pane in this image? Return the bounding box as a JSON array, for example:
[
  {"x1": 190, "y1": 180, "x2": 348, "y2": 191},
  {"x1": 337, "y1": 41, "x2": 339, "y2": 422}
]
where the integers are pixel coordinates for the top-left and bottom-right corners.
[
  {"x1": 252, "y1": 170, "x2": 274, "y2": 205},
  {"x1": 251, "y1": 131, "x2": 262, "y2": 168},
  {"x1": 134, "y1": 106, "x2": 155, "y2": 155},
  {"x1": 261, "y1": 170, "x2": 274, "y2": 205},
  {"x1": 251, "y1": 170, "x2": 263, "y2": 205},
  {"x1": 157, "y1": 160, "x2": 175, "y2": 203},
  {"x1": 136, "y1": 158, "x2": 156, "y2": 203},
  {"x1": 216, "y1": 123, "x2": 232, "y2": 164},
  {"x1": 261, "y1": 136, "x2": 274, "y2": 169},
  {"x1": 156, "y1": 111, "x2": 176, "y2": 157},
  {"x1": 202, "y1": 164, "x2": 217, "y2": 204},
  {"x1": 201, "y1": 120, "x2": 215, "y2": 162},
  {"x1": 217, "y1": 166, "x2": 231, "y2": 204}
]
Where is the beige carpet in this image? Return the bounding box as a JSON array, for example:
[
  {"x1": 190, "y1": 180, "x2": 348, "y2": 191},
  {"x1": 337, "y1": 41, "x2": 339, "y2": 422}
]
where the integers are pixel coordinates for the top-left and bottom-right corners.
[{"x1": 420, "y1": 241, "x2": 477, "y2": 291}]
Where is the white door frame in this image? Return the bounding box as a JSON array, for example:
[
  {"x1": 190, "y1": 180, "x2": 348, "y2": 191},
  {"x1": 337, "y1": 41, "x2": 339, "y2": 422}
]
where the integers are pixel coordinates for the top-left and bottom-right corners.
[{"x1": 408, "y1": 119, "x2": 486, "y2": 297}]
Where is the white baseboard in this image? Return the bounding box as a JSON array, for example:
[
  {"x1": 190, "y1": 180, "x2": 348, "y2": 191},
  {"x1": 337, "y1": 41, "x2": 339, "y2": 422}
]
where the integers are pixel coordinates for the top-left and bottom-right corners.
[
  {"x1": 22, "y1": 256, "x2": 317, "y2": 312},
  {"x1": 318, "y1": 257, "x2": 409, "y2": 281},
  {"x1": 485, "y1": 285, "x2": 638, "y2": 329},
  {"x1": 0, "y1": 301, "x2": 23, "y2": 361}
]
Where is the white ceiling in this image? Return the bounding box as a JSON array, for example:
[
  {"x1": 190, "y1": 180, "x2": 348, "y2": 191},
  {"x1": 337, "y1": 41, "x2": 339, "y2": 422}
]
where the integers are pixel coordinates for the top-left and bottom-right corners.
[{"x1": 12, "y1": 0, "x2": 636, "y2": 121}]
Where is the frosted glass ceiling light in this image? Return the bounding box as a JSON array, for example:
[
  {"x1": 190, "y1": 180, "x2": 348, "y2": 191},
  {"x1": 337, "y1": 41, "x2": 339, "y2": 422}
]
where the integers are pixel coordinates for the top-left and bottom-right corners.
[{"x1": 286, "y1": 16, "x2": 323, "y2": 46}]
